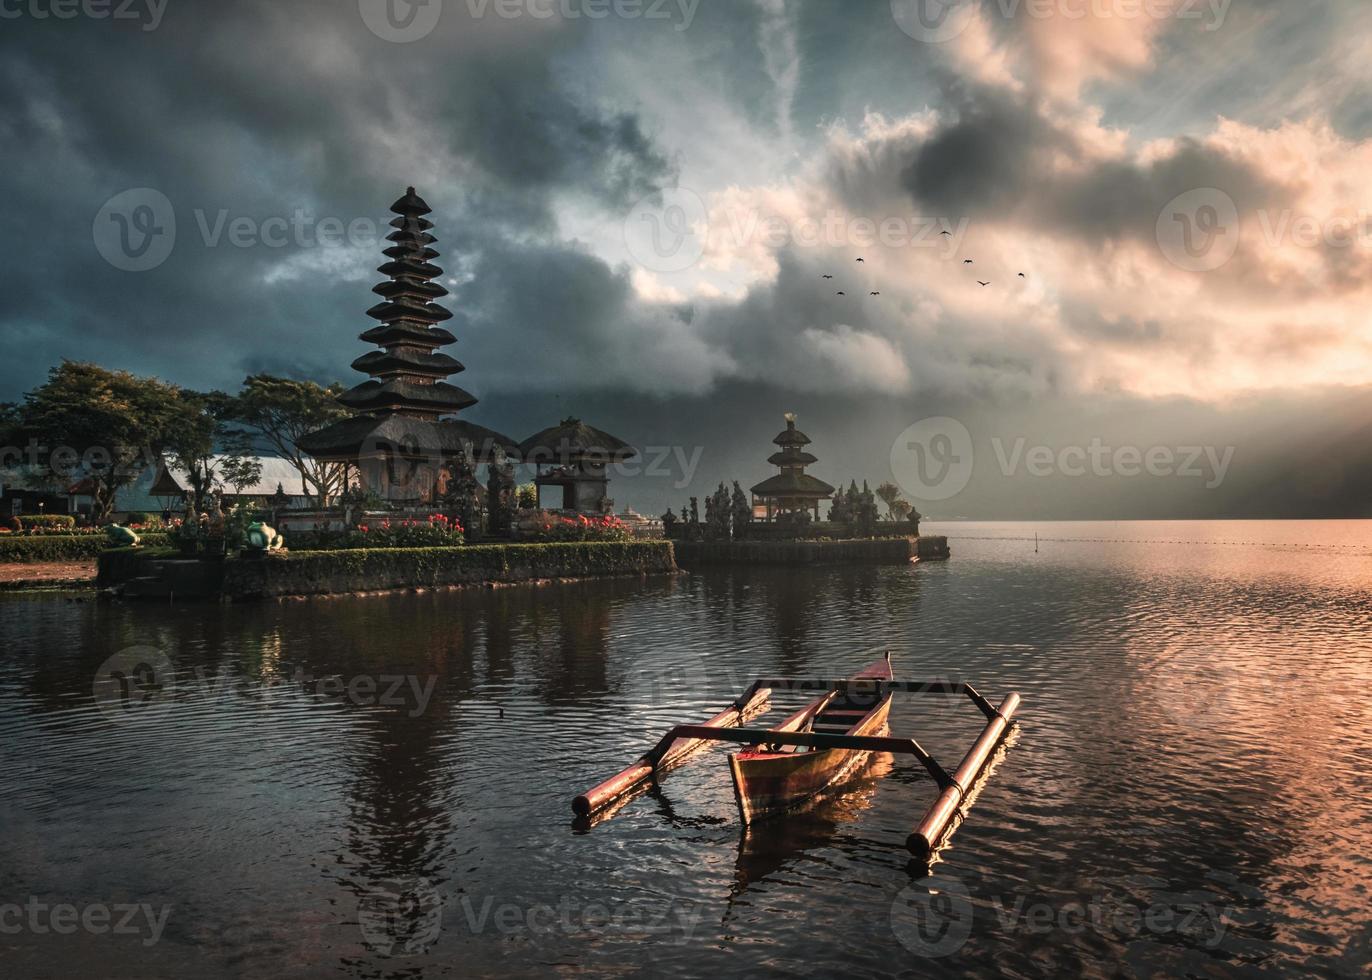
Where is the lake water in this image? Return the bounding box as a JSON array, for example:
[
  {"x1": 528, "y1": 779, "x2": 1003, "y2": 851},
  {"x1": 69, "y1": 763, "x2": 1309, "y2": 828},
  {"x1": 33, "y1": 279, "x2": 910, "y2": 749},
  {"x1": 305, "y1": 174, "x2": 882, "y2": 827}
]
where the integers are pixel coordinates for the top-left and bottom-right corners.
[{"x1": 1, "y1": 521, "x2": 1368, "y2": 978}]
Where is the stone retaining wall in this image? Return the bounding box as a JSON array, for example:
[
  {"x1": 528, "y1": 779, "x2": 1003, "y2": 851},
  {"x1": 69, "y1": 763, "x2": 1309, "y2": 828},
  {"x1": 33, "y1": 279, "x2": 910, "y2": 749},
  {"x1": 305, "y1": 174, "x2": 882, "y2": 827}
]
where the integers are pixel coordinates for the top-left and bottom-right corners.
[{"x1": 98, "y1": 541, "x2": 679, "y2": 600}]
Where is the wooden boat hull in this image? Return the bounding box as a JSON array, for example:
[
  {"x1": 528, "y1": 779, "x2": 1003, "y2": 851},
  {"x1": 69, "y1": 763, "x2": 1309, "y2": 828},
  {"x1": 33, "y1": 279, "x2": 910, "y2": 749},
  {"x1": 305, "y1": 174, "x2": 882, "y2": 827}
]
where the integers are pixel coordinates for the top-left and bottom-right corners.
[{"x1": 728, "y1": 656, "x2": 893, "y2": 824}]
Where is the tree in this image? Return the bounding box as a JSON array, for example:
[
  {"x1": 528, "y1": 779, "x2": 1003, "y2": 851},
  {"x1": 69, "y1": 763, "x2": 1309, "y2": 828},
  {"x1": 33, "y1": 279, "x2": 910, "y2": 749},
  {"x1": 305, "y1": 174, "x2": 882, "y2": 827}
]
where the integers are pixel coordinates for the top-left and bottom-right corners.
[
  {"x1": 223, "y1": 374, "x2": 350, "y2": 506},
  {"x1": 13, "y1": 362, "x2": 184, "y2": 522},
  {"x1": 219, "y1": 451, "x2": 263, "y2": 498},
  {"x1": 442, "y1": 454, "x2": 484, "y2": 539},
  {"x1": 163, "y1": 389, "x2": 265, "y2": 514},
  {"x1": 730, "y1": 481, "x2": 750, "y2": 540},
  {"x1": 875, "y1": 481, "x2": 903, "y2": 520},
  {"x1": 516, "y1": 482, "x2": 539, "y2": 509},
  {"x1": 706, "y1": 482, "x2": 731, "y2": 541}
]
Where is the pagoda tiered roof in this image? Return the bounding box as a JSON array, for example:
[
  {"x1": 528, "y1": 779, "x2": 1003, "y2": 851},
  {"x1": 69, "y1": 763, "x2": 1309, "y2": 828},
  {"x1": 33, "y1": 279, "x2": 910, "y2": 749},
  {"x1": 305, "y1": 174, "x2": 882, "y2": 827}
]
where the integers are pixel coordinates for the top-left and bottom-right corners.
[
  {"x1": 333, "y1": 186, "x2": 476, "y2": 418},
  {"x1": 751, "y1": 414, "x2": 834, "y2": 500},
  {"x1": 298, "y1": 186, "x2": 518, "y2": 465},
  {"x1": 767, "y1": 448, "x2": 818, "y2": 467},
  {"x1": 772, "y1": 414, "x2": 813, "y2": 447}
]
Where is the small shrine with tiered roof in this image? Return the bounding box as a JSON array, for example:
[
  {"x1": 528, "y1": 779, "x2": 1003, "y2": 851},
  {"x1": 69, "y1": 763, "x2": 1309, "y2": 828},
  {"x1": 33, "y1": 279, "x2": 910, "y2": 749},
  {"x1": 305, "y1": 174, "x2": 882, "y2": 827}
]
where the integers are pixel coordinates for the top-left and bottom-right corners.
[{"x1": 750, "y1": 413, "x2": 835, "y2": 521}]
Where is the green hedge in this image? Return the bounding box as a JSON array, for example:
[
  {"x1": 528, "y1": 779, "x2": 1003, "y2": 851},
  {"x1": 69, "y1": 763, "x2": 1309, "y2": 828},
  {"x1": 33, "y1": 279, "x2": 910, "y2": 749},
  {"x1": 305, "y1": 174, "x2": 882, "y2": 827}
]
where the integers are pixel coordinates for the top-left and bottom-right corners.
[
  {"x1": 0, "y1": 532, "x2": 170, "y2": 564},
  {"x1": 17, "y1": 514, "x2": 77, "y2": 531},
  {"x1": 222, "y1": 541, "x2": 677, "y2": 599}
]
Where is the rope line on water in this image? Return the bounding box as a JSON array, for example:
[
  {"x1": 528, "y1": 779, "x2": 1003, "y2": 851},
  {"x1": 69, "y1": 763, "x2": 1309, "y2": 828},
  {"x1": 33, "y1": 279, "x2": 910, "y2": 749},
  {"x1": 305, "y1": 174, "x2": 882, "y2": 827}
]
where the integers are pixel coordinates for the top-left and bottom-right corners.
[{"x1": 940, "y1": 534, "x2": 1372, "y2": 555}]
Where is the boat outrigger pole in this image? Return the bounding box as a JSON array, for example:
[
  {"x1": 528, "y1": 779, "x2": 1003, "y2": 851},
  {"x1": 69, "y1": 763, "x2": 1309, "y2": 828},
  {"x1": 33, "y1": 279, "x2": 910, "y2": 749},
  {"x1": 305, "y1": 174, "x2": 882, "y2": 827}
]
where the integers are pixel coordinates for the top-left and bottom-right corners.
[
  {"x1": 573, "y1": 675, "x2": 1020, "y2": 861},
  {"x1": 573, "y1": 682, "x2": 774, "y2": 818}
]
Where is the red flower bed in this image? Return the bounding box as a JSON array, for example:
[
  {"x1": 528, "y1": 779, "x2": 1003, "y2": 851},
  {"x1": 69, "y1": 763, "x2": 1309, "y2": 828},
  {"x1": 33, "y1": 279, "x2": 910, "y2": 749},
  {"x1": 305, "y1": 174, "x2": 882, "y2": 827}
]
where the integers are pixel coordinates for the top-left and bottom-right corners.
[
  {"x1": 348, "y1": 513, "x2": 465, "y2": 548},
  {"x1": 517, "y1": 511, "x2": 631, "y2": 543}
]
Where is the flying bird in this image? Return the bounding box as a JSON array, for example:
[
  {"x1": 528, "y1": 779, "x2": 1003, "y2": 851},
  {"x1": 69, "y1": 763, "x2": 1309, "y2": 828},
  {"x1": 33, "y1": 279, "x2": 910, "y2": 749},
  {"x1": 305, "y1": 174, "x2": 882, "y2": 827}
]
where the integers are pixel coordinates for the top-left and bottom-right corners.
[
  {"x1": 822, "y1": 274, "x2": 833, "y2": 279},
  {"x1": 964, "y1": 259, "x2": 973, "y2": 264},
  {"x1": 1018, "y1": 273, "x2": 1027, "y2": 278},
  {"x1": 940, "y1": 230, "x2": 952, "y2": 236},
  {"x1": 836, "y1": 291, "x2": 846, "y2": 296},
  {"x1": 977, "y1": 281, "x2": 990, "y2": 287},
  {"x1": 855, "y1": 257, "x2": 864, "y2": 262},
  {"x1": 869, "y1": 291, "x2": 881, "y2": 296}
]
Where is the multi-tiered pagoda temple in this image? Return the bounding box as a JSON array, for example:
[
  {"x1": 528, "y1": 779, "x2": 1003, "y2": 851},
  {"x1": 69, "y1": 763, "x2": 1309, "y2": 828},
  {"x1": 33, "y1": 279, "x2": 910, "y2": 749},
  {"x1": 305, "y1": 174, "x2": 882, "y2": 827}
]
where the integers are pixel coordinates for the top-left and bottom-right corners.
[
  {"x1": 300, "y1": 188, "x2": 518, "y2": 503},
  {"x1": 750, "y1": 413, "x2": 835, "y2": 520}
]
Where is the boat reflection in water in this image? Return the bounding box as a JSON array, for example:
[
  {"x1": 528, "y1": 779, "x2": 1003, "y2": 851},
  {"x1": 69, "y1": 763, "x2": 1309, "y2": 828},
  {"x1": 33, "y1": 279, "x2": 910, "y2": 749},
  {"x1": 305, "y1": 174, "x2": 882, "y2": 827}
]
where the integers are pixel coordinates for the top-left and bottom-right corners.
[{"x1": 728, "y1": 747, "x2": 897, "y2": 908}]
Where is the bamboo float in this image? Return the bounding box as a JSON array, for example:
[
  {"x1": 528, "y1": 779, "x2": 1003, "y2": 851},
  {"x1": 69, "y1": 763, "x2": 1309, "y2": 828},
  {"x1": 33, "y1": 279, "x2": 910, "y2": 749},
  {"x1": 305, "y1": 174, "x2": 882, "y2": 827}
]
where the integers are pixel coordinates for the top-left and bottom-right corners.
[
  {"x1": 907, "y1": 691, "x2": 1019, "y2": 861},
  {"x1": 572, "y1": 685, "x2": 772, "y2": 818}
]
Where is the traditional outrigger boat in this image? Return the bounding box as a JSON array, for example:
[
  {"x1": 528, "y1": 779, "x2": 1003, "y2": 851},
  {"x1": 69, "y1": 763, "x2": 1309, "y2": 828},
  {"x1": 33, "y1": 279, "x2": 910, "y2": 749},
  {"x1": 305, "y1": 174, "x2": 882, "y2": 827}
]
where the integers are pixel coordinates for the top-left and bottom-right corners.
[{"x1": 574, "y1": 653, "x2": 1020, "y2": 860}]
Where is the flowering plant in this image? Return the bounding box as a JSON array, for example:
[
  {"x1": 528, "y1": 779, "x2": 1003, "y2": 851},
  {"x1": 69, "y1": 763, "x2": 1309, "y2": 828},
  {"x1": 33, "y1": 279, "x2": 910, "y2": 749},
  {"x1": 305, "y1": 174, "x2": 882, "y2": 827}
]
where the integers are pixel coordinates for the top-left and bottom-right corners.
[
  {"x1": 516, "y1": 510, "x2": 631, "y2": 543},
  {"x1": 347, "y1": 513, "x2": 465, "y2": 548}
]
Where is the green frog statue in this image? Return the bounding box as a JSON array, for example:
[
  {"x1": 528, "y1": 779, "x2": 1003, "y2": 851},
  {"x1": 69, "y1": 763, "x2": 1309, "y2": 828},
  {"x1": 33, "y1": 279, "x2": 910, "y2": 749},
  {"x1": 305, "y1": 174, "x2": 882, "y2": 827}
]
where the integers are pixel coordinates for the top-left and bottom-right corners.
[
  {"x1": 243, "y1": 522, "x2": 284, "y2": 553},
  {"x1": 106, "y1": 524, "x2": 140, "y2": 547}
]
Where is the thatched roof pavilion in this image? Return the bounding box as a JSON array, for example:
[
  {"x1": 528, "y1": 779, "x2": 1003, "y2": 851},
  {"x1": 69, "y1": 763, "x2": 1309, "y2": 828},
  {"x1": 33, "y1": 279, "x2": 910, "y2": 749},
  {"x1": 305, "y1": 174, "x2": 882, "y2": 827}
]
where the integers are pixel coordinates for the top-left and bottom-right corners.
[{"x1": 519, "y1": 418, "x2": 636, "y2": 514}]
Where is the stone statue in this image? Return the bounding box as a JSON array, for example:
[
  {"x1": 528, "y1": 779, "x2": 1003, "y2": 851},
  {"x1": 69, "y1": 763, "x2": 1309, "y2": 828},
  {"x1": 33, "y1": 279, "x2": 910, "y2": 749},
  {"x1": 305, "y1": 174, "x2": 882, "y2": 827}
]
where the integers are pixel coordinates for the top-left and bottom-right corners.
[
  {"x1": 486, "y1": 454, "x2": 516, "y2": 539},
  {"x1": 244, "y1": 522, "x2": 284, "y2": 552},
  {"x1": 106, "y1": 524, "x2": 140, "y2": 547}
]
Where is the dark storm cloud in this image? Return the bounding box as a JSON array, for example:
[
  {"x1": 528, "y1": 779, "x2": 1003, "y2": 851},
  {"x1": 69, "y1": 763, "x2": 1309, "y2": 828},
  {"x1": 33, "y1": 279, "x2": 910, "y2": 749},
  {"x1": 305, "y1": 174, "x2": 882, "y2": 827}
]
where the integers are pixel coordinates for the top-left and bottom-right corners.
[
  {"x1": 0, "y1": 0, "x2": 673, "y2": 399},
  {"x1": 895, "y1": 83, "x2": 1284, "y2": 250}
]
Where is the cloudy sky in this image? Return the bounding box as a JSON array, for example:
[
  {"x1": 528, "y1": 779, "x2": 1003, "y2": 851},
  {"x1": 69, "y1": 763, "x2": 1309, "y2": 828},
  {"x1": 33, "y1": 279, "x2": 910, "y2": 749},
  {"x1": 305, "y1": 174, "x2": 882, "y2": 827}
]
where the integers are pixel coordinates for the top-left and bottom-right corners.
[{"x1": 2, "y1": 0, "x2": 1371, "y2": 518}]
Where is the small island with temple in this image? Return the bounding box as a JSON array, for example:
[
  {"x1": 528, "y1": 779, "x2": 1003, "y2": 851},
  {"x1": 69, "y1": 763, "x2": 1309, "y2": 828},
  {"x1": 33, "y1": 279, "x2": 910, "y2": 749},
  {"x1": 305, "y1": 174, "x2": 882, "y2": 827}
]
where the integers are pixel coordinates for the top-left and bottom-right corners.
[{"x1": 665, "y1": 412, "x2": 949, "y2": 567}]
